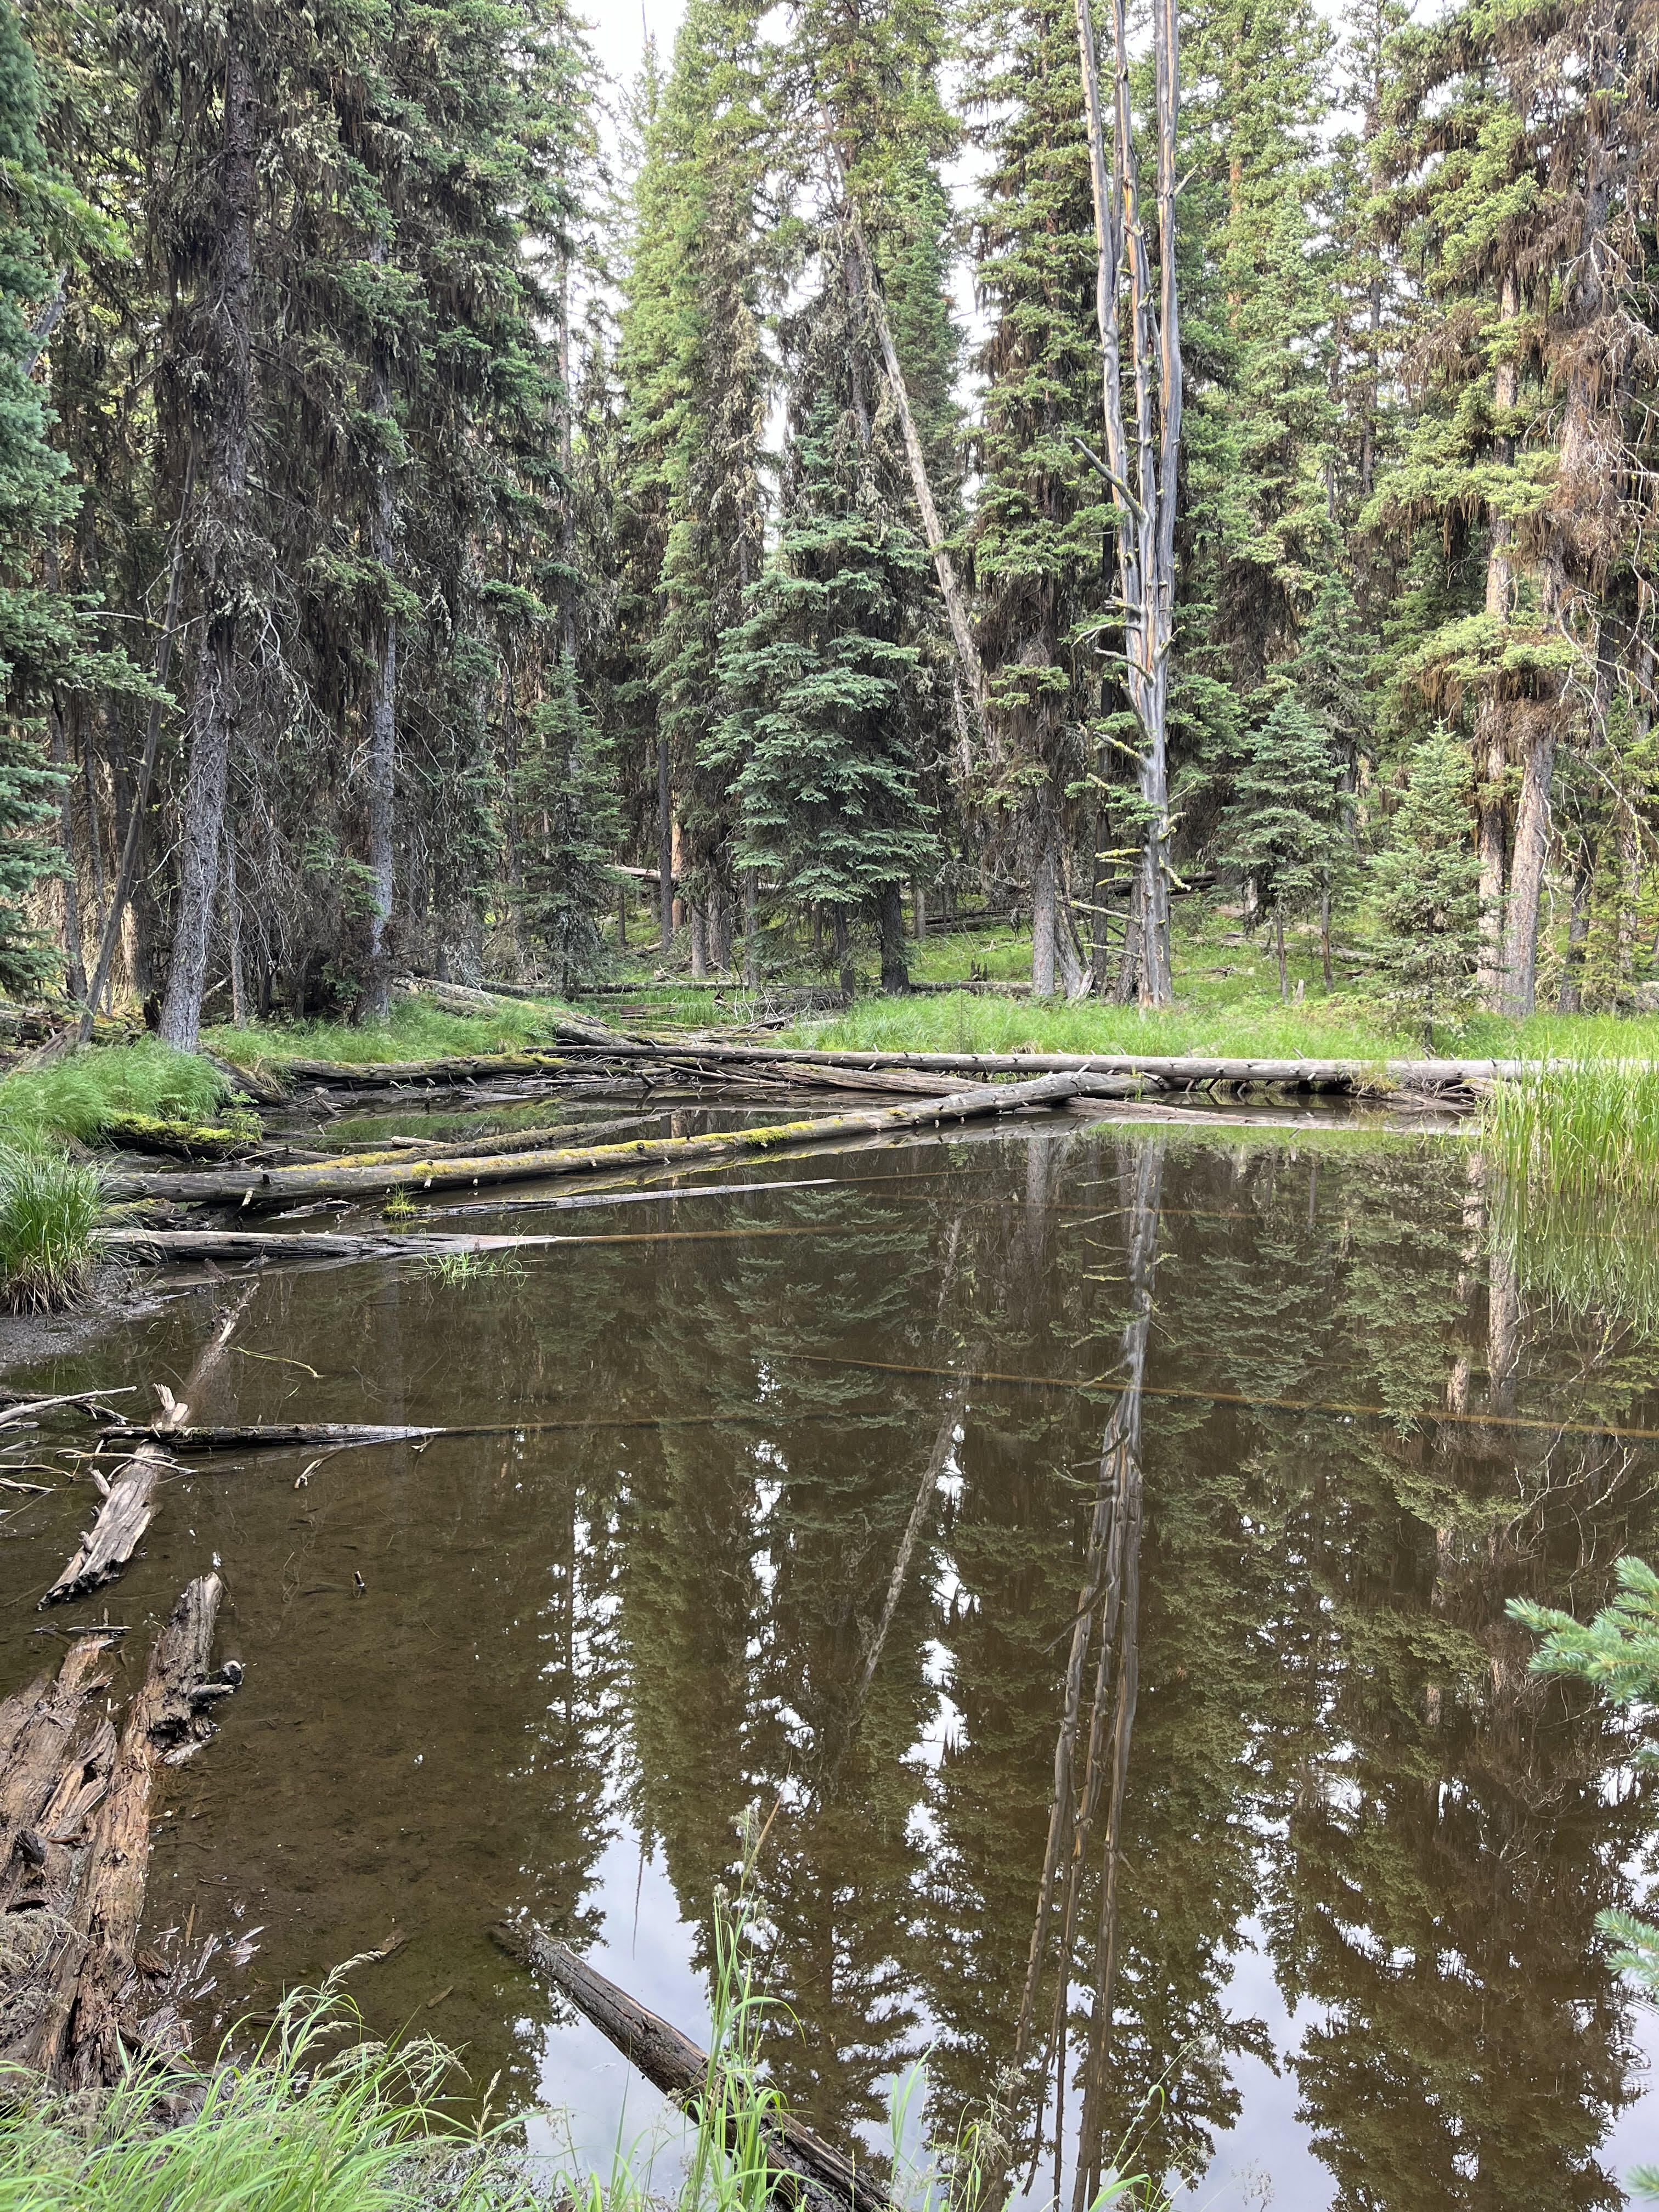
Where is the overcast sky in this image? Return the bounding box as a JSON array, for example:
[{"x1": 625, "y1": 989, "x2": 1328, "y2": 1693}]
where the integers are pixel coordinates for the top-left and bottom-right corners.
[{"x1": 588, "y1": 0, "x2": 685, "y2": 97}]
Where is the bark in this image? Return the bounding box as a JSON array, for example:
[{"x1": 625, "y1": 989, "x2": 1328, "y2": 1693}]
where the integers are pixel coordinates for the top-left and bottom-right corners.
[
  {"x1": 160, "y1": 16, "x2": 257, "y2": 1050},
  {"x1": 1031, "y1": 833, "x2": 1059, "y2": 1000},
  {"x1": 1498, "y1": 716, "x2": 1557, "y2": 1015},
  {"x1": 832, "y1": 907, "x2": 854, "y2": 1000},
  {"x1": 492, "y1": 1921, "x2": 888, "y2": 2212},
  {"x1": 657, "y1": 738, "x2": 673, "y2": 951},
  {"x1": 361, "y1": 259, "x2": 398, "y2": 1024},
  {"x1": 59, "y1": 1575, "x2": 235, "y2": 2089},
  {"x1": 877, "y1": 884, "x2": 909, "y2": 993},
  {"x1": 1476, "y1": 273, "x2": 1520, "y2": 1003},
  {"x1": 1076, "y1": 0, "x2": 1180, "y2": 1008}
]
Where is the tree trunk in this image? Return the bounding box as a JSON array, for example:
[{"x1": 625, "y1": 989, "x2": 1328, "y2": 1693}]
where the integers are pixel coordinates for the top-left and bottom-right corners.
[
  {"x1": 1032, "y1": 832, "x2": 1058, "y2": 999},
  {"x1": 833, "y1": 906, "x2": 854, "y2": 1000},
  {"x1": 361, "y1": 263, "x2": 397, "y2": 1023},
  {"x1": 878, "y1": 883, "x2": 909, "y2": 992},
  {"x1": 1320, "y1": 881, "x2": 1333, "y2": 989},
  {"x1": 657, "y1": 737, "x2": 673, "y2": 952},
  {"x1": 742, "y1": 871, "x2": 758, "y2": 984},
  {"x1": 1276, "y1": 910, "x2": 1288, "y2": 1000},
  {"x1": 159, "y1": 17, "x2": 256, "y2": 1051},
  {"x1": 689, "y1": 904, "x2": 707, "y2": 978},
  {"x1": 1498, "y1": 718, "x2": 1556, "y2": 1016},
  {"x1": 1477, "y1": 272, "x2": 1519, "y2": 1006},
  {"x1": 911, "y1": 876, "x2": 926, "y2": 942}
]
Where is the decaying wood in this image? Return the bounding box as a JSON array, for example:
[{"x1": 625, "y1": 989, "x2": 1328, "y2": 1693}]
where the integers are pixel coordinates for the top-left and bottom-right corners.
[
  {"x1": 492, "y1": 1919, "x2": 891, "y2": 2212},
  {"x1": 57, "y1": 1575, "x2": 237, "y2": 2087},
  {"x1": 105, "y1": 1071, "x2": 1147, "y2": 1208},
  {"x1": 0, "y1": 1632, "x2": 120, "y2": 2072},
  {"x1": 41, "y1": 1284, "x2": 258, "y2": 1606},
  {"x1": 101, "y1": 1420, "x2": 444, "y2": 1453}
]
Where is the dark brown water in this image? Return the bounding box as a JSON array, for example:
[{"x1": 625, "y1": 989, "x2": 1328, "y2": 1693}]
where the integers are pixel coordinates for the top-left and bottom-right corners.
[{"x1": 2, "y1": 1113, "x2": 1657, "y2": 2208}]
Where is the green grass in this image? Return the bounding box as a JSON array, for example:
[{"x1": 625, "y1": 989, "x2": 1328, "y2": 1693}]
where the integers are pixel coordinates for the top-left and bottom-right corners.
[
  {"x1": 0, "y1": 1985, "x2": 546, "y2": 2211},
  {"x1": 1482, "y1": 1059, "x2": 1659, "y2": 1203},
  {"x1": 0, "y1": 1040, "x2": 230, "y2": 1150},
  {"x1": 0, "y1": 1146, "x2": 104, "y2": 1311},
  {"x1": 206, "y1": 996, "x2": 574, "y2": 1073}
]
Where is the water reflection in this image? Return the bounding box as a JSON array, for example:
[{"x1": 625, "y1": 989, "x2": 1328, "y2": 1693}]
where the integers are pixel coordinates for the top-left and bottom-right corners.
[{"x1": 0, "y1": 1124, "x2": 1655, "y2": 2208}]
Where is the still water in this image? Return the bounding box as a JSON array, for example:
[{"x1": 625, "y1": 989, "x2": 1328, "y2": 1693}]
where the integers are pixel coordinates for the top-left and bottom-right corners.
[{"x1": 1, "y1": 1112, "x2": 1656, "y2": 2208}]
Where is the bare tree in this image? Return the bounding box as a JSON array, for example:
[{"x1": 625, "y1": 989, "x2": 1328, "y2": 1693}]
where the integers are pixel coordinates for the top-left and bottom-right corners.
[{"x1": 1074, "y1": 0, "x2": 1182, "y2": 1006}]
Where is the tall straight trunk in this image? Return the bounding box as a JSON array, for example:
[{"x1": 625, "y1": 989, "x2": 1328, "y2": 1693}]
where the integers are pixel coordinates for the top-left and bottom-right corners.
[
  {"x1": 832, "y1": 906, "x2": 853, "y2": 1000},
  {"x1": 160, "y1": 16, "x2": 256, "y2": 1049},
  {"x1": 911, "y1": 877, "x2": 926, "y2": 942},
  {"x1": 1275, "y1": 910, "x2": 1288, "y2": 1000},
  {"x1": 742, "y1": 871, "x2": 758, "y2": 984},
  {"x1": 657, "y1": 737, "x2": 673, "y2": 952},
  {"x1": 1031, "y1": 832, "x2": 1059, "y2": 999},
  {"x1": 361, "y1": 277, "x2": 397, "y2": 1022},
  {"x1": 1498, "y1": 719, "x2": 1556, "y2": 1014},
  {"x1": 1076, "y1": 0, "x2": 1181, "y2": 1007},
  {"x1": 877, "y1": 883, "x2": 909, "y2": 992},
  {"x1": 1476, "y1": 272, "x2": 1519, "y2": 1004}
]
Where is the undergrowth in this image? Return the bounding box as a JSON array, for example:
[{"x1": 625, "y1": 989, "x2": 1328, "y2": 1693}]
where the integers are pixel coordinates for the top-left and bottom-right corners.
[
  {"x1": 1482, "y1": 1058, "x2": 1659, "y2": 1203},
  {"x1": 0, "y1": 1985, "x2": 549, "y2": 2212},
  {"x1": 0, "y1": 1040, "x2": 229, "y2": 1149},
  {"x1": 0, "y1": 1147, "x2": 103, "y2": 1311},
  {"x1": 207, "y1": 996, "x2": 571, "y2": 1071}
]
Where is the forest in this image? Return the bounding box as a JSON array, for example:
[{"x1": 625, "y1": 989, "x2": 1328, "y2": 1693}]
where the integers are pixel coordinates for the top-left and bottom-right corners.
[
  {"x1": 4, "y1": 2, "x2": 1659, "y2": 2209},
  {"x1": 0, "y1": 0, "x2": 1644, "y2": 1039}
]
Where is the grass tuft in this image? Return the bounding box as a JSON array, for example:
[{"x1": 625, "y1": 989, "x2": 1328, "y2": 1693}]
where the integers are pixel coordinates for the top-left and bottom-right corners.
[
  {"x1": 207, "y1": 997, "x2": 572, "y2": 1073},
  {"x1": 1481, "y1": 1059, "x2": 1659, "y2": 1205},
  {"x1": 0, "y1": 1983, "x2": 549, "y2": 2211},
  {"x1": 0, "y1": 1041, "x2": 230, "y2": 1151},
  {"x1": 0, "y1": 1145, "x2": 104, "y2": 1311}
]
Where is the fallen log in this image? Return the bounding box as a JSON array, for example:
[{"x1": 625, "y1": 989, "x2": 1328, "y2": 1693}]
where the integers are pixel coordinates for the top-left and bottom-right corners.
[
  {"x1": 0, "y1": 1632, "x2": 121, "y2": 2073},
  {"x1": 101, "y1": 1420, "x2": 443, "y2": 1453},
  {"x1": 263, "y1": 1050, "x2": 570, "y2": 1087},
  {"x1": 57, "y1": 1575, "x2": 238, "y2": 2087},
  {"x1": 492, "y1": 1919, "x2": 890, "y2": 2212},
  {"x1": 100, "y1": 1113, "x2": 261, "y2": 1163},
  {"x1": 41, "y1": 1284, "x2": 258, "y2": 1607},
  {"x1": 104, "y1": 1071, "x2": 1148, "y2": 1208},
  {"x1": 299, "y1": 1109, "x2": 666, "y2": 1167}
]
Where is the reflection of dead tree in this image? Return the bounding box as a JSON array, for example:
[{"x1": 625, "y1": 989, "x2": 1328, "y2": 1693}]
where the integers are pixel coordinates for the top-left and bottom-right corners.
[{"x1": 1008, "y1": 1142, "x2": 1163, "y2": 2204}]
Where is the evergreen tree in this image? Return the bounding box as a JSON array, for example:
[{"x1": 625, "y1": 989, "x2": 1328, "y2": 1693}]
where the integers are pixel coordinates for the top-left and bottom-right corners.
[
  {"x1": 713, "y1": 227, "x2": 938, "y2": 995},
  {"x1": 0, "y1": 0, "x2": 134, "y2": 991},
  {"x1": 1372, "y1": 727, "x2": 1482, "y2": 1047},
  {"x1": 1222, "y1": 692, "x2": 1344, "y2": 998}
]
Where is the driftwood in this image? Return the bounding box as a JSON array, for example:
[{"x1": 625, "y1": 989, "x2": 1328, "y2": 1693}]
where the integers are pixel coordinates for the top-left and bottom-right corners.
[
  {"x1": 0, "y1": 1632, "x2": 120, "y2": 2073},
  {"x1": 104, "y1": 1070, "x2": 1147, "y2": 1209},
  {"x1": 492, "y1": 1920, "x2": 890, "y2": 2212},
  {"x1": 101, "y1": 1420, "x2": 443, "y2": 1454},
  {"x1": 101, "y1": 1113, "x2": 262, "y2": 1163},
  {"x1": 56, "y1": 1575, "x2": 238, "y2": 2087},
  {"x1": 41, "y1": 1284, "x2": 258, "y2": 1606}
]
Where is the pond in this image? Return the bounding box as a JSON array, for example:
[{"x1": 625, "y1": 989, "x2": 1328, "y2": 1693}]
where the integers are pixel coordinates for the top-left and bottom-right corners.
[{"x1": 2, "y1": 1108, "x2": 1656, "y2": 2209}]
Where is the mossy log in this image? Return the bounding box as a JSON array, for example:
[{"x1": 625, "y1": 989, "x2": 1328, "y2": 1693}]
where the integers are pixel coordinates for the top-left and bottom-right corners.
[
  {"x1": 100, "y1": 1112, "x2": 262, "y2": 1163},
  {"x1": 104, "y1": 1070, "x2": 1143, "y2": 1209}
]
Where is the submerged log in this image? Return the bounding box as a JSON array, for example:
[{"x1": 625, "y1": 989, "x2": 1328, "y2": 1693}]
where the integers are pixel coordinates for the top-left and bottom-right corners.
[
  {"x1": 492, "y1": 1919, "x2": 891, "y2": 2212},
  {"x1": 41, "y1": 1283, "x2": 258, "y2": 1607},
  {"x1": 57, "y1": 1575, "x2": 238, "y2": 2088},
  {"x1": 101, "y1": 1420, "x2": 444, "y2": 1453},
  {"x1": 0, "y1": 1632, "x2": 120, "y2": 2072},
  {"x1": 105, "y1": 1070, "x2": 1146, "y2": 1209}
]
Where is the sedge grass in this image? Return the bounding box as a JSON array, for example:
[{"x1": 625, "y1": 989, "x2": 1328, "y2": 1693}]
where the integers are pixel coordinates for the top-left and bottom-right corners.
[
  {"x1": 206, "y1": 996, "x2": 573, "y2": 1074},
  {"x1": 1481, "y1": 1059, "x2": 1659, "y2": 1205},
  {"x1": 0, "y1": 1040, "x2": 229, "y2": 1150},
  {"x1": 0, "y1": 1146, "x2": 104, "y2": 1311}
]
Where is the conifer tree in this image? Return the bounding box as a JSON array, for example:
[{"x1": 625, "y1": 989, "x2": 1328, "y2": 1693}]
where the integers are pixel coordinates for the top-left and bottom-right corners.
[
  {"x1": 1222, "y1": 693, "x2": 1345, "y2": 998},
  {"x1": 1372, "y1": 727, "x2": 1482, "y2": 1047},
  {"x1": 0, "y1": 0, "x2": 135, "y2": 991},
  {"x1": 713, "y1": 227, "x2": 938, "y2": 996}
]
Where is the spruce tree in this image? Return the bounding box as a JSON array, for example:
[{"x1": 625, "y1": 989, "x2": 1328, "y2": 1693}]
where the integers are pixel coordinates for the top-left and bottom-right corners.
[
  {"x1": 1372, "y1": 727, "x2": 1482, "y2": 1048},
  {"x1": 712, "y1": 226, "x2": 937, "y2": 996},
  {"x1": 0, "y1": 1, "x2": 135, "y2": 992},
  {"x1": 1222, "y1": 692, "x2": 1345, "y2": 998}
]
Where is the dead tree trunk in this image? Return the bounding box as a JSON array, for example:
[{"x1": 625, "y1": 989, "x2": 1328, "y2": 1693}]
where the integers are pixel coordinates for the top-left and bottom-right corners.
[
  {"x1": 160, "y1": 12, "x2": 257, "y2": 1051},
  {"x1": 361, "y1": 242, "x2": 398, "y2": 1024},
  {"x1": 1075, "y1": 0, "x2": 1182, "y2": 1007}
]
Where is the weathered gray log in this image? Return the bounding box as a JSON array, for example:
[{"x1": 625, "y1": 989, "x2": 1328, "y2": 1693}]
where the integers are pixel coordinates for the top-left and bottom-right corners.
[
  {"x1": 492, "y1": 1919, "x2": 891, "y2": 2212},
  {"x1": 104, "y1": 1070, "x2": 1146, "y2": 1208},
  {"x1": 41, "y1": 1284, "x2": 258, "y2": 1606},
  {"x1": 0, "y1": 1632, "x2": 121, "y2": 2073},
  {"x1": 101, "y1": 1420, "x2": 444, "y2": 1453},
  {"x1": 57, "y1": 1574, "x2": 237, "y2": 2088}
]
